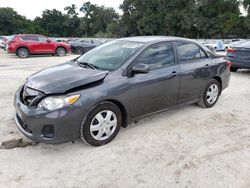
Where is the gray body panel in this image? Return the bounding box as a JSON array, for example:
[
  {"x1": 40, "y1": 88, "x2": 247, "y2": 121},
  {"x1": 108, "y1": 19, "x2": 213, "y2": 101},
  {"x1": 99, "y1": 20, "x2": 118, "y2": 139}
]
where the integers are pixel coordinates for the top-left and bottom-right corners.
[
  {"x1": 225, "y1": 47, "x2": 250, "y2": 69},
  {"x1": 14, "y1": 36, "x2": 231, "y2": 144}
]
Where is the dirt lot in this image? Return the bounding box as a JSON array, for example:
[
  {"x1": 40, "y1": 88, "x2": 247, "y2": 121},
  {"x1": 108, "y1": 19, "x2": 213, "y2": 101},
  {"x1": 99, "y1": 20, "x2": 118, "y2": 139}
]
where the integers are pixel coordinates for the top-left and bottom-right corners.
[{"x1": 0, "y1": 49, "x2": 250, "y2": 188}]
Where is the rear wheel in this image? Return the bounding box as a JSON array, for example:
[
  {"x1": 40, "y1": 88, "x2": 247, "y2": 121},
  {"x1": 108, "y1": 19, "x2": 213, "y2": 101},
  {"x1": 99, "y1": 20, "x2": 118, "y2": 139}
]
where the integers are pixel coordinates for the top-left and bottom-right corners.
[
  {"x1": 80, "y1": 101, "x2": 122, "y2": 146},
  {"x1": 56, "y1": 47, "x2": 66, "y2": 56},
  {"x1": 230, "y1": 67, "x2": 238, "y2": 72},
  {"x1": 17, "y1": 48, "x2": 29, "y2": 58},
  {"x1": 198, "y1": 79, "x2": 221, "y2": 108},
  {"x1": 75, "y1": 46, "x2": 84, "y2": 54}
]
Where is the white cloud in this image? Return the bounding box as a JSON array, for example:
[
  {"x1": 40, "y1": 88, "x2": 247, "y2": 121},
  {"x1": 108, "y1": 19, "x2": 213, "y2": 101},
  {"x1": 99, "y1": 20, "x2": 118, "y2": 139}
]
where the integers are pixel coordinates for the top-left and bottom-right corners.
[{"x1": 0, "y1": 0, "x2": 124, "y2": 20}]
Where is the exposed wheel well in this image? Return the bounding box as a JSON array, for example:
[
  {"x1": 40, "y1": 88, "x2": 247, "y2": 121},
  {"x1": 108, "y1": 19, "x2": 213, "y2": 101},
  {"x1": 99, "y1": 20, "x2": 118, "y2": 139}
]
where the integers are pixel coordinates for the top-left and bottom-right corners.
[
  {"x1": 105, "y1": 99, "x2": 127, "y2": 128},
  {"x1": 213, "y1": 76, "x2": 222, "y2": 94}
]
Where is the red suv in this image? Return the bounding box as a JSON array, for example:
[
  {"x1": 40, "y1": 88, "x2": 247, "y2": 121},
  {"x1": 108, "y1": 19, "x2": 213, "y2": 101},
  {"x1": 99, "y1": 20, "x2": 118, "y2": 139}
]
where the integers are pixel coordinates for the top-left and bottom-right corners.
[{"x1": 6, "y1": 34, "x2": 71, "y2": 58}]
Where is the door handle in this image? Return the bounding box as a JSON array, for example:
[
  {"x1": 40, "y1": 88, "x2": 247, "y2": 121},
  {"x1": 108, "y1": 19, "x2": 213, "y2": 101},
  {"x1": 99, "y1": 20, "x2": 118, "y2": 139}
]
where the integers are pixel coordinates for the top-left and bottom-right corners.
[
  {"x1": 204, "y1": 64, "x2": 209, "y2": 69},
  {"x1": 170, "y1": 71, "x2": 178, "y2": 77}
]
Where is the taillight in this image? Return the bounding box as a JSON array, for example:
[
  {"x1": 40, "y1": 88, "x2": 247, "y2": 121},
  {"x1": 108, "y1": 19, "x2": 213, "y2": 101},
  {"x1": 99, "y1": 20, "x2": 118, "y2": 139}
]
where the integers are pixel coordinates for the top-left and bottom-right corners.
[
  {"x1": 227, "y1": 48, "x2": 236, "y2": 52},
  {"x1": 227, "y1": 60, "x2": 233, "y2": 68}
]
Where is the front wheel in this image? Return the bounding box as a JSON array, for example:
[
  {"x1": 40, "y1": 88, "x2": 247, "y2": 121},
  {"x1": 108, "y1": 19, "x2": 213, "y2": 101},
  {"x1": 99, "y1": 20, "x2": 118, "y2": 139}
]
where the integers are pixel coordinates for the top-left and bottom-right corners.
[
  {"x1": 198, "y1": 79, "x2": 221, "y2": 108},
  {"x1": 80, "y1": 102, "x2": 122, "y2": 146},
  {"x1": 56, "y1": 47, "x2": 66, "y2": 56}
]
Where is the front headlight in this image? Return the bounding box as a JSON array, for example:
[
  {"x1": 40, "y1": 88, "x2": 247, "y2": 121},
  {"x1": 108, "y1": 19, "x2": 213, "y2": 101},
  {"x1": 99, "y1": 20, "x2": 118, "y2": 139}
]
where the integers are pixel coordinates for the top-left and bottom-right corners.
[{"x1": 38, "y1": 94, "x2": 80, "y2": 111}]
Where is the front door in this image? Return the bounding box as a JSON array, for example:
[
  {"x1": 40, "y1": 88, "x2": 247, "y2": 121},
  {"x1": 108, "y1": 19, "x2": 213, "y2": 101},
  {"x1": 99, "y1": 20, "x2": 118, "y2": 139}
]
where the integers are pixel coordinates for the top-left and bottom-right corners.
[
  {"x1": 128, "y1": 42, "x2": 180, "y2": 118},
  {"x1": 37, "y1": 36, "x2": 54, "y2": 53}
]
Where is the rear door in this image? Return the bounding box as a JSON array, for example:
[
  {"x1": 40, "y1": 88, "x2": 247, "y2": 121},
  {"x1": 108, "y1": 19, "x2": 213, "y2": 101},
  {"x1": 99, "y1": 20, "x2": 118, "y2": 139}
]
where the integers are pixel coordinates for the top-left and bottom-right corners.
[
  {"x1": 20, "y1": 35, "x2": 40, "y2": 53},
  {"x1": 128, "y1": 42, "x2": 180, "y2": 118},
  {"x1": 175, "y1": 41, "x2": 212, "y2": 104}
]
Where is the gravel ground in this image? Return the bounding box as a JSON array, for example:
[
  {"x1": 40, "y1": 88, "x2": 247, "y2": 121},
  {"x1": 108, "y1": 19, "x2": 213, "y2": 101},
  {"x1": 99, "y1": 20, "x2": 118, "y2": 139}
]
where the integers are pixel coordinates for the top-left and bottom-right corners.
[{"x1": 0, "y1": 49, "x2": 250, "y2": 188}]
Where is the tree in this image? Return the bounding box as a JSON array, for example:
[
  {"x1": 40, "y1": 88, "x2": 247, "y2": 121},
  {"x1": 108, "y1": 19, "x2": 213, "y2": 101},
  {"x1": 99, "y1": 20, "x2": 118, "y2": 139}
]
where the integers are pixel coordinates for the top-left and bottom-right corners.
[
  {"x1": 64, "y1": 4, "x2": 81, "y2": 37},
  {"x1": 120, "y1": 0, "x2": 196, "y2": 37},
  {"x1": 80, "y1": 2, "x2": 119, "y2": 36},
  {"x1": 34, "y1": 9, "x2": 67, "y2": 37},
  {"x1": 0, "y1": 8, "x2": 33, "y2": 35},
  {"x1": 0, "y1": 1, "x2": 249, "y2": 38},
  {"x1": 195, "y1": 0, "x2": 241, "y2": 38}
]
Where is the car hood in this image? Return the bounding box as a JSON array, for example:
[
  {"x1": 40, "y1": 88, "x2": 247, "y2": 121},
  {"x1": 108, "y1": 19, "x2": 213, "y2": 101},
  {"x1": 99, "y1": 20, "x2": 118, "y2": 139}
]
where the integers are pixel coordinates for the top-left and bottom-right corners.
[{"x1": 26, "y1": 62, "x2": 108, "y2": 94}]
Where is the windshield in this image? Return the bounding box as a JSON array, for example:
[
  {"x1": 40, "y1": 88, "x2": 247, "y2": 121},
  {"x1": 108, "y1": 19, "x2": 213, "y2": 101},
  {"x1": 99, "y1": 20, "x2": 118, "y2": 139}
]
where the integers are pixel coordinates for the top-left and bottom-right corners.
[{"x1": 77, "y1": 40, "x2": 144, "y2": 71}]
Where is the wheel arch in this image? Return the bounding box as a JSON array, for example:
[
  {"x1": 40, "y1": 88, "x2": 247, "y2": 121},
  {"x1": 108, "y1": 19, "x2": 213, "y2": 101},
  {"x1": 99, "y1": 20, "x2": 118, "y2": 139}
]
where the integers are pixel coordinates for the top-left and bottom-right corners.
[
  {"x1": 104, "y1": 99, "x2": 128, "y2": 128},
  {"x1": 76, "y1": 46, "x2": 84, "y2": 54},
  {"x1": 16, "y1": 46, "x2": 30, "y2": 54},
  {"x1": 56, "y1": 46, "x2": 67, "y2": 54},
  {"x1": 212, "y1": 76, "x2": 222, "y2": 94}
]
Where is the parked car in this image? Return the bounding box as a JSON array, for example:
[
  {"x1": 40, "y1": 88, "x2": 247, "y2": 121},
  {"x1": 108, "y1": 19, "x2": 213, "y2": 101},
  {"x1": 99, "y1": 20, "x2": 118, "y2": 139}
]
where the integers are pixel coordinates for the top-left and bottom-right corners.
[
  {"x1": 225, "y1": 41, "x2": 250, "y2": 72},
  {"x1": 203, "y1": 40, "x2": 229, "y2": 51},
  {"x1": 0, "y1": 36, "x2": 8, "y2": 49},
  {"x1": 70, "y1": 39, "x2": 102, "y2": 54},
  {"x1": 203, "y1": 41, "x2": 217, "y2": 51},
  {"x1": 228, "y1": 39, "x2": 246, "y2": 48},
  {"x1": 52, "y1": 38, "x2": 70, "y2": 44},
  {"x1": 14, "y1": 36, "x2": 231, "y2": 146},
  {"x1": 6, "y1": 34, "x2": 71, "y2": 58}
]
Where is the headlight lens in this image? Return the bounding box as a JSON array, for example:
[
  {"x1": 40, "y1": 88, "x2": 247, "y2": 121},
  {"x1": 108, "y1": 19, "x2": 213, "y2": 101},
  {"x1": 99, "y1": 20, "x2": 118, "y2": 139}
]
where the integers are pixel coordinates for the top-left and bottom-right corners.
[{"x1": 38, "y1": 94, "x2": 80, "y2": 111}]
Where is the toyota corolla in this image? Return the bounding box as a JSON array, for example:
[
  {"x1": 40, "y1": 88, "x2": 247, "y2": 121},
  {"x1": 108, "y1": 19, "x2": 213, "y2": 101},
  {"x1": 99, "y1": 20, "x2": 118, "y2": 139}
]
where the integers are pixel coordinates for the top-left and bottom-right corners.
[{"x1": 14, "y1": 36, "x2": 231, "y2": 146}]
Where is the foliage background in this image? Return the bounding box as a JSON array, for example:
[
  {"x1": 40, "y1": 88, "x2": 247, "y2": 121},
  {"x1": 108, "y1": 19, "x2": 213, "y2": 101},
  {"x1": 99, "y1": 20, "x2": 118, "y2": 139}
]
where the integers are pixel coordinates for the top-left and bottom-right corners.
[{"x1": 0, "y1": 0, "x2": 250, "y2": 38}]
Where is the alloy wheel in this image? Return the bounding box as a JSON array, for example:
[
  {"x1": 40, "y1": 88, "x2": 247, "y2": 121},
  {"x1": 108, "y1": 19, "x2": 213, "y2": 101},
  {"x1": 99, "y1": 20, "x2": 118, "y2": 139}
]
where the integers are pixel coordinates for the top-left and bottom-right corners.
[
  {"x1": 18, "y1": 48, "x2": 28, "y2": 58},
  {"x1": 57, "y1": 48, "x2": 66, "y2": 56}
]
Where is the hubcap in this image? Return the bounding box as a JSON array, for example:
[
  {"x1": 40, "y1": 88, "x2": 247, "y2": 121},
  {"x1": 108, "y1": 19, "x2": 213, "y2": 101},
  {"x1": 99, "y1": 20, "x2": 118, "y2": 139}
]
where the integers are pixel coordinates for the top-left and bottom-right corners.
[
  {"x1": 90, "y1": 110, "x2": 117, "y2": 141},
  {"x1": 206, "y1": 84, "x2": 219, "y2": 104}
]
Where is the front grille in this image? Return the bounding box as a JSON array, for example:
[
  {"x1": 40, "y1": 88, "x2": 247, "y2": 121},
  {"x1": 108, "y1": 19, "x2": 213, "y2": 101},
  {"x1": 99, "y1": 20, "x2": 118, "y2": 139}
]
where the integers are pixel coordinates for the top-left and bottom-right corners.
[
  {"x1": 20, "y1": 85, "x2": 45, "y2": 107},
  {"x1": 16, "y1": 114, "x2": 32, "y2": 134}
]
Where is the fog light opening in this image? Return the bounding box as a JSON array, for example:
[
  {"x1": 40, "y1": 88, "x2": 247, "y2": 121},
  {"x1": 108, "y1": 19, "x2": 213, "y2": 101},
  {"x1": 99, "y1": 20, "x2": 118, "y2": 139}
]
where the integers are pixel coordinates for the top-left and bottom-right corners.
[{"x1": 42, "y1": 125, "x2": 54, "y2": 138}]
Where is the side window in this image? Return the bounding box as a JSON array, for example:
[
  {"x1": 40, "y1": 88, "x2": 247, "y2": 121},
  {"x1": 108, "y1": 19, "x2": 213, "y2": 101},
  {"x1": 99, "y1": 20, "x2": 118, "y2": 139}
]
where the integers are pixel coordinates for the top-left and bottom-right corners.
[
  {"x1": 21, "y1": 36, "x2": 38, "y2": 41},
  {"x1": 31, "y1": 36, "x2": 39, "y2": 41},
  {"x1": 136, "y1": 43, "x2": 175, "y2": 70},
  {"x1": 80, "y1": 40, "x2": 89, "y2": 44},
  {"x1": 177, "y1": 42, "x2": 207, "y2": 61},
  {"x1": 38, "y1": 36, "x2": 47, "y2": 42}
]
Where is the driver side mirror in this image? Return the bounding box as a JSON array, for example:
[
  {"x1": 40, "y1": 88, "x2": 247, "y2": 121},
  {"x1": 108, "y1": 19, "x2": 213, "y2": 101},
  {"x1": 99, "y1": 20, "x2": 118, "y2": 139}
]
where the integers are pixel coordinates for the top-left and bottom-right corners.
[
  {"x1": 131, "y1": 63, "x2": 150, "y2": 74},
  {"x1": 47, "y1": 38, "x2": 51, "y2": 43}
]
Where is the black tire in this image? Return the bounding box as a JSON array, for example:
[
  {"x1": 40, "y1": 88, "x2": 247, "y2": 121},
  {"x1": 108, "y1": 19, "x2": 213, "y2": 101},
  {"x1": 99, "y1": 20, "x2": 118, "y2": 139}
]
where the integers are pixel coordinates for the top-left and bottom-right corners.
[
  {"x1": 198, "y1": 79, "x2": 221, "y2": 108},
  {"x1": 230, "y1": 67, "x2": 238, "y2": 72},
  {"x1": 56, "y1": 47, "x2": 66, "y2": 56},
  {"x1": 17, "y1": 47, "x2": 29, "y2": 58},
  {"x1": 80, "y1": 101, "x2": 122, "y2": 146},
  {"x1": 75, "y1": 46, "x2": 84, "y2": 54}
]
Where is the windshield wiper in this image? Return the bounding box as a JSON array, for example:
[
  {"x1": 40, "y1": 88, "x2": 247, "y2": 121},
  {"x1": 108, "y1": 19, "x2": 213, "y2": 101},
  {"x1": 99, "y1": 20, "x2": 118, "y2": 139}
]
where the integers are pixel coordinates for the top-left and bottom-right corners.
[{"x1": 77, "y1": 61, "x2": 99, "y2": 70}]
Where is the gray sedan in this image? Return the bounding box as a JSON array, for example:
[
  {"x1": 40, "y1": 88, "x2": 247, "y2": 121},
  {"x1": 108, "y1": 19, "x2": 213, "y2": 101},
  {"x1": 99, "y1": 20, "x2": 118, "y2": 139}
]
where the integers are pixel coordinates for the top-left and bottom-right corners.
[{"x1": 14, "y1": 36, "x2": 231, "y2": 146}]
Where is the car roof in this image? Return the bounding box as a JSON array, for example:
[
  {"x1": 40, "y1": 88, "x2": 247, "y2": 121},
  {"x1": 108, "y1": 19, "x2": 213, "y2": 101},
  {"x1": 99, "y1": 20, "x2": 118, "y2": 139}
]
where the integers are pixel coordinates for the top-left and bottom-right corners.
[
  {"x1": 117, "y1": 36, "x2": 195, "y2": 44},
  {"x1": 15, "y1": 34, "x2": 45, "y2": 37}
]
